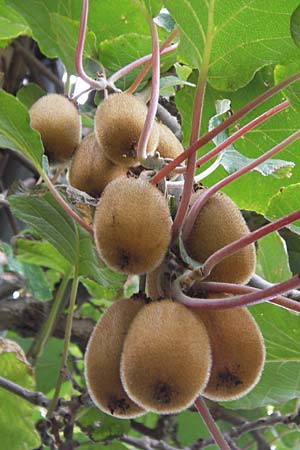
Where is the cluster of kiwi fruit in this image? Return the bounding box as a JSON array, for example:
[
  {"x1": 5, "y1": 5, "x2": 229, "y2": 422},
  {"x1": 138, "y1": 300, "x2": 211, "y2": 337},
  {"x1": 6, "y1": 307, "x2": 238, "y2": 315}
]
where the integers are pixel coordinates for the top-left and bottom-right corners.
[{"x1": 29, "y1": 91, "x2": 265, "y2": 418}]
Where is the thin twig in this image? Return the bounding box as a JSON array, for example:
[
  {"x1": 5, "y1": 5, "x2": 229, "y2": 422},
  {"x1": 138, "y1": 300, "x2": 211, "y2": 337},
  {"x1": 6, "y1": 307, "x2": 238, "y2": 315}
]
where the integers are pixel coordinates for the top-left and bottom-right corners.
[
  {"x1": 0, "y1": 375, "x2": 49, "y2": 407},
  {"x1": 13, "y1": 41, "x2": 64, "y2": 92}
]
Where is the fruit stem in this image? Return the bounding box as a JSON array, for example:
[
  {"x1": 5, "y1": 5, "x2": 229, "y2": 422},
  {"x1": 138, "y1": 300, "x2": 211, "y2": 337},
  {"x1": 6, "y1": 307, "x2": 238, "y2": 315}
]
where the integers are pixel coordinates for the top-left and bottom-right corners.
[
  {"x1": 76, "y1": 0, "x2": 107, "y2": 90},
  {"x1": 185, "y1": 210, "x2": 300, "y2": 283},
  {"x1": 43, "y1": 174, "x2": 93, "y2": 235},
  {"x1": 194, "y1": 397, "x2": 232, "y2": 450},
  {"x1": 171, "y1": 0, "x2": 215, "y2": 243},
  {"x1": 27, "y1": 271, "x2": 71, "y2": 364},
  {"x1": 150, "y1": 73, "x2": 300, "y2": 184},
  {"x1": 137, "y1": 19, "x2": 160, "y2": 162},
  {"x1": 107, "y1": 37, "x2": 178, "y2": 87},
  {"x1": 183, "y1": 129, "x2": 300, "y2": 239},
  {"x1": 172, "y1": 274, "x2": 300, "y2": 310},
  {"x1": 193, "y1": 281, "x2": 300, "y2": 312},
  {"x1": 192, "y1": 99, "x2": 288, "y2": 171},
  {"x1": 47, "y1": 249, "x2": 80, "y2": 418},
  {"x1": 124, "y1": 29, "x2": 179, "y2": 93}
]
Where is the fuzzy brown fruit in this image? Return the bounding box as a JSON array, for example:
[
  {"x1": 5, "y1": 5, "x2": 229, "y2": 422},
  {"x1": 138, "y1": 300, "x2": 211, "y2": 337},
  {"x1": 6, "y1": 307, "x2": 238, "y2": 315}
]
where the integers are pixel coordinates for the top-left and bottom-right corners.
[
  {"x1": 120, "y1": 300, "x2": 211, "y2": 414},
  {"x1": 94, "y1": 93, "x2": 159, "y2": 166},
  {"x1": 156, "y1": 122, "x2": 183, "y2": 159},
  {"x1": 68, "y1": 133, "x2": 126, "y2": 197},
  {"x1": 94, "y1": 176, "x2": 172, "y2": 274},
  {"x1": 193, "y1": 302, "x2": 265, "y2": 401},
  {"x1": 29, "y1": 94, "x2": 81, "y2": 163},
  {"x1": 184, "y1": 190, "x2": 256, "y2": 284},
  {"x1": 84, "y1": 297, "x2": 145, "y2": 418}
]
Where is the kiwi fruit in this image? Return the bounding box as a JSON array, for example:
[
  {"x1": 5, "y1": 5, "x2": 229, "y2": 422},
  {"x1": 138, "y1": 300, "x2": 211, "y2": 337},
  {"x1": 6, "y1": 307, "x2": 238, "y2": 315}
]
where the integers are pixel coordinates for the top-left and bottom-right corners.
[
  {"x1": 120, "y1": 299, "x2": 211, "y2": 414},
  {"x1": 94, "y1": 176, "x2": 172, "y2": 274},
  {"x1": 29, "y1": 94, "x2": 81, "y2": 163},
  {"x1": 68, "y1": 132, "x2": 126, "y2": 197},
  {"x1": 193, "y1": 301, "x2": 265, "y2": 401},
  {"x1": 156, "y1": 122, "x2": 183, "y2": 159},
  {"x1": 184, "y1": 190, "x2": 256, "y2": 284},
  {"x1": 94, "y1": 92, "x2": 159, "y2": 166},
  {"x1": 84, "y1": 297, "x2": 145, "y2": 418}
]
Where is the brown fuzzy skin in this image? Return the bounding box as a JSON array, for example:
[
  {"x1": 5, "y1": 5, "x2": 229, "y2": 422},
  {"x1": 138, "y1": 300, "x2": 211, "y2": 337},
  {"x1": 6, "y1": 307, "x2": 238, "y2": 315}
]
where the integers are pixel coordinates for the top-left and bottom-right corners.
[
  {"x1": 68, "y1": 133, "x2": 126, "y2": 197},
  {"x1": 184, "y1": 191, "x2": 256, "y2": 284},
  {"x1": 84, "y1": 297, "x2": 145, "y2": 418},
  {"x1": 120, "y1": 300, "x2": 211, "y2": 414},
  {"x1": 94, "y1": 176, "x2": 172, "y2": 275},
  {"x1": 94, "y1": 93, "x2": 159, "y2": 167},
  {"x1": 193, "y1": 303, "x2": 265, "y2": 401},
  {"x1": 156, "y1": 122, "x2": 183, "y2": 159},
  {"x1": 29, "y1": 94, "x2": 81, "y2": 163}
]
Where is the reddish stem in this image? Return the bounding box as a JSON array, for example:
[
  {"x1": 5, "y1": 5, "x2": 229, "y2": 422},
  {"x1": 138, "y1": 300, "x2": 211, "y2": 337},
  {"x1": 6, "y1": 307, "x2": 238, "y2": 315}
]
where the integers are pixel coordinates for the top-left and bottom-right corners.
[
  {"x1": 194, "y1": 99, "x2": 289, "y2": 170},
  {"x1": 194, "y1": 397, "x2": 232, "y2": 450},
  {"x1": 172, "y1": 274, "x2": 300, "y2": 310},
  {"x1": 110, "y1": 28, "x2": 178, "y2": 89},
  {"x1": 200, "y1": 210, "x2": 300, "y2": 281},
  {"x1": 194, "y1": 281, "x2": 300, "y2": 312},
  {"x1": 183, "y1": 130, "x2": 300, "y2": 239},
  {"x1": 76, "y1": 0, "x2": 107, "y2": 90},
  {"x1": 44, "y1": 175, "x2": 93, "y2": 235},
  {"x1": 137, "y1": 20, "x2": 160, "y2": 162},
  {"x1": 150, "y1": 73, "x2": 300, "y2": 184}
]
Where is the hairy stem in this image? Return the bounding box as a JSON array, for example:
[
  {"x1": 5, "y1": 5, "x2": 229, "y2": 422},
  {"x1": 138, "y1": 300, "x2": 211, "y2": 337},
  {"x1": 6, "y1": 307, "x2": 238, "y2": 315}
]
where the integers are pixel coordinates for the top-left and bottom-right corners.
[
  {"x1": 194, "y1": 397, "x2": 232, "y2": 450},
  {"x1": 183, "y1": 130, "x2": 300, "y2": 239},
  {"x1": 171, "y1": 0, "x2": 215, "y2": 242},
  {"x1": 0, "y1": 376, "x2": 49, "y2": 407},
  {"x1": 43, "y1": 174, "x2": 93, "y2": 235},
  {"x1": 172, "y1": 274, "x2": 300, "y2": 310},
  {"x1": 150, "y1": 73, "x2": 300, "y2": 184},
  {"x1": 137, "y1": 19, "x2": 160, "y2": 162},
  {"x1": 125, "y1": 28, "x2": 179, "y2": 93},
  {"x1": 47, "y1": 260, "x2": 79, "y2": 417},
  {"x1": 27, "y1": 272, "x2": 71, "y2": 364},
  {"x1": 192, "y1": 281, "x2": 300, "y2": 312},
  {"x1": 76, "y1": 0, "x2": 107, "y2": 90}
]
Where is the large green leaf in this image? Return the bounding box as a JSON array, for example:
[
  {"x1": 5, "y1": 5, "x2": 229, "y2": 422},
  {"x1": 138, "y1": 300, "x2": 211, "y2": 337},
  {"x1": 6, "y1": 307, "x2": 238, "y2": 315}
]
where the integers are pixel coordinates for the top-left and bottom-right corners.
[
  {"x1": 0, "y1": 344, "x2": 39, "y2": 449},
  {"x1": 0, "y1": 89, "x2": 43, "y2": 170},
  {"x1": 266, "y1": 184, "x2": 300, "y2": 235},
  {"x1": 165, "y1": 0, "x2": 300, "y2": 91},
  {"x1": 0, "y1": 0, "x2": 30, "y2": 47},
  {"x1": 256, "y1": 232, "x2": 292, "y2": 283},
  {"x1": 99, "y1": 33, "x2": 176, "y2": 90},
  {"x1": 225, "y1": 303, "x2": 300, "y2": 409},
  {"x1": 176, "y1": 68, "x2": 300, "y2": 214},
  {"x1": 7, "y1": 0, "x2": 95, "y2": 74},
  {"x1": 9, "y1": 189, "x2": 124, "y2": 290},
  {"x1": 16, "y1": 238, "x2": 71, "y2": 274}
]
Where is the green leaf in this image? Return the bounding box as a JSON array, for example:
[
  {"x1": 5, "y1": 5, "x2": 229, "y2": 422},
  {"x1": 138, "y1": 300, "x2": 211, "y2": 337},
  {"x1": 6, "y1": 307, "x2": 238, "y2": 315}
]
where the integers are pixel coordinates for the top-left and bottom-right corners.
[
  {"x1": 10, "y1": 189, "x2": 125, "y2": 289},
  {"x1": 80, "y1": 278, "x2": 120, "y2": 300},
  {"x1": 266, "y1": 184, "x2": 300, "y2": 235},
  {"x1": 0, "y1": 345, "x2": 39, "y2": 449},
  {"x1": 256, "y1": 232, "x2": 292, "y2": 283},
  {"x1": 0, "y1": 0, "x2": 30, "y2": 47},
  {"x1": 177, "y1": 410, "x2": 217, "y2": 448},
  {"x1": 17, "y1": 83, "x2": 46, "y2": 109},
  {"x1": 7, "y1": 0, "x2": 95, "y2": 74},
  {"x1": 160, "y1": 75, "x2": 196, "y2": 97},
  {"x1": 165, "y1": 0, "x2": 300, "y2": 91},
  {"x1": 17, "y1": 238, "x2": 71, "y2": 274},
  {"x1": 224, "y1": 303, "x2": 300, "y2": 409},
  {"x1": 78, "y1": 407, "x2": 130, "y2": 440},
  {"x1": 154, "y1": 10, "x2": 176, "y2": 32},
  {"x1": 291, "y1": 4, "x2": 300, "y2": 47},
  {"x1": 0, "y1": 89, "x2": 43, "y2": 170},
  {"x1": 99, "y1": 33, "x2": 176, "y2": 90},
  {"x1": 35, "y1": 337, "x2": 64, "y2": 393}
]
